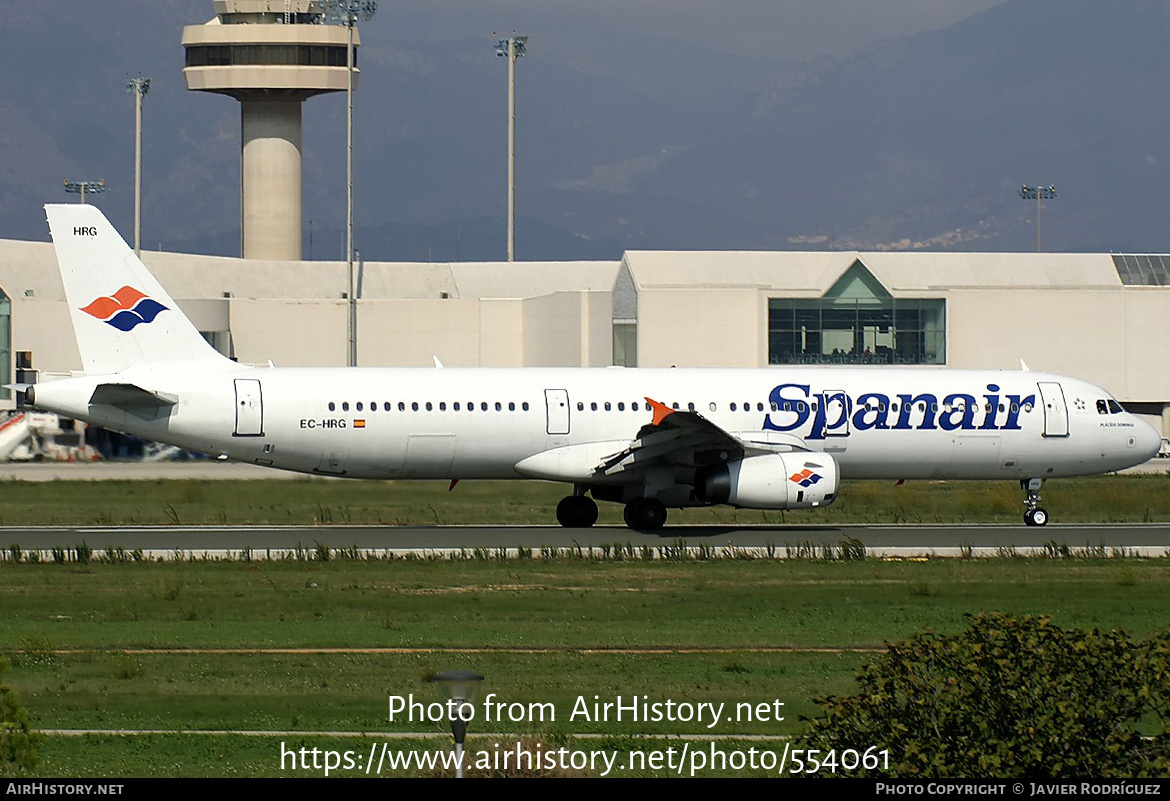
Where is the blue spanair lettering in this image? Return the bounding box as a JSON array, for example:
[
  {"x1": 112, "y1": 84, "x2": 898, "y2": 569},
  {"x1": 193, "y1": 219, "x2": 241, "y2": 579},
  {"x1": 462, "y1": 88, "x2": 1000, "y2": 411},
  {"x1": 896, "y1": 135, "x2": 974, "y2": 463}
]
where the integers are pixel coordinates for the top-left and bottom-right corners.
[
  {"x1": 1003, "y1": 393, "x2": 1036, "y2": 430},
  {"x1": 939, "y1": 393, "x2": 978, "y2": 431},
  {"x1": 852, "y1": 393, "x2": 891, "y2": 431},
  {"x1": 893, "y1": 393, "x2": 939, "y2": 430},
  {"x1": 763, "y1": 383, "x2": 811, "y2": 433},
  {"x1": 979, "y1": 384, "x2": 1002, "y2": 430},
  {"x1": 813, "y1": 392, "x2": 850, "y2": 439},
  {"x1": 763, "y1": 383, "x2": 1034, "y2": 439}
]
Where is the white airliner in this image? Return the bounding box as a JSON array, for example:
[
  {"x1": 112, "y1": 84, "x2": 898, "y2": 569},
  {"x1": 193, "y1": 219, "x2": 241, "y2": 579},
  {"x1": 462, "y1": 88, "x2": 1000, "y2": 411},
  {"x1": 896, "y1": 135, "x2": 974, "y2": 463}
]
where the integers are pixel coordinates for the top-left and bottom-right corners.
[{"x1": 25, "y1": 204, "x2": 1161, "y2": 530}]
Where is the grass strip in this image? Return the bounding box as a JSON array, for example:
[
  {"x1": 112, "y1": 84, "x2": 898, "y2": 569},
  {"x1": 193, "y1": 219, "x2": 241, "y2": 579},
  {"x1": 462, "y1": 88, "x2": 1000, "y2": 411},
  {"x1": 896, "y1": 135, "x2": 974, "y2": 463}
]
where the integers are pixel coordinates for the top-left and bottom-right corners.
[{"x1": 0, "y1": 473, "x2": 1167, "y2": 526}]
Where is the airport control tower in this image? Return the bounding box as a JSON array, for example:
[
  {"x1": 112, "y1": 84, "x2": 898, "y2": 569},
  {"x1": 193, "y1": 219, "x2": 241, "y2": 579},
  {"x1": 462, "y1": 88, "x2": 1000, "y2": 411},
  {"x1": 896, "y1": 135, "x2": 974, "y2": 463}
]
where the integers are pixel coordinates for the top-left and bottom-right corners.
[{"x1": 182, "y1": 1, "x2": 359, "y2": 260}]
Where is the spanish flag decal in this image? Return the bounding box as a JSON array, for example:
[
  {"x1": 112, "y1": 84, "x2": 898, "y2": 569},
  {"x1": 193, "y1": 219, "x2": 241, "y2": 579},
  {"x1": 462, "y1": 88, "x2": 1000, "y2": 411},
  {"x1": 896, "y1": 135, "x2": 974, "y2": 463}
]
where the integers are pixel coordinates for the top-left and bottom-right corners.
[{"x1": 353, "y1": 419, "x2": 366, "y2": 429}]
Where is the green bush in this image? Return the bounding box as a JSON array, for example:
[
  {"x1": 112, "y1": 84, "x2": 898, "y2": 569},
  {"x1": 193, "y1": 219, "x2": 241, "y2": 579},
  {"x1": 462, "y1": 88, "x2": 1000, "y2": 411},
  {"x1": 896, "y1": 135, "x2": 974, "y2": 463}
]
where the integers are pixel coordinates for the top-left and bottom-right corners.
[
  {"x1": 798, "y1": 612, "x2": 1169, "y2": 778},
  {"x1": 0, "y1": 658, "x2": 40, "y2": 774}
]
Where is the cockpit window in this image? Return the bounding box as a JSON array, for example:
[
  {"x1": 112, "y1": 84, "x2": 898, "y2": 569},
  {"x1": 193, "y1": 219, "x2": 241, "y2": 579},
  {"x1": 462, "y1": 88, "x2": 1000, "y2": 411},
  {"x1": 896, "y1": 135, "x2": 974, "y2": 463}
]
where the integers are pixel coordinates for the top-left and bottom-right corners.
[
  {"x1": 1108, "y1": 399, "x2": 1124, "y2": 414},
  {"x1": 1097, "y1": 399, "x2": 1109, "y2": 414}
]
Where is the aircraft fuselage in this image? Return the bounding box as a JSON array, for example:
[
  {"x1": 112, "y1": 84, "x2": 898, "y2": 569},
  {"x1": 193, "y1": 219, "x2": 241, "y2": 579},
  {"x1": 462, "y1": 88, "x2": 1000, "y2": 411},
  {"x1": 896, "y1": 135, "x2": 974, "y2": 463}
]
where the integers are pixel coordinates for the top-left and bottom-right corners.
[{"x1": 31, "y1": 364, "x2": 1157, "y2": 485}]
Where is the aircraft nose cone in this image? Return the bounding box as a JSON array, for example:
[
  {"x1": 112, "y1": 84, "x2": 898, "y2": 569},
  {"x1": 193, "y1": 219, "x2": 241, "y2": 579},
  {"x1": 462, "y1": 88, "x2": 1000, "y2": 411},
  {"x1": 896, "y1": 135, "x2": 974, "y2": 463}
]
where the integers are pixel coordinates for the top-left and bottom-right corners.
[{"x1": 1135, "y1": 418, "x2": 1162, "y2": 462}]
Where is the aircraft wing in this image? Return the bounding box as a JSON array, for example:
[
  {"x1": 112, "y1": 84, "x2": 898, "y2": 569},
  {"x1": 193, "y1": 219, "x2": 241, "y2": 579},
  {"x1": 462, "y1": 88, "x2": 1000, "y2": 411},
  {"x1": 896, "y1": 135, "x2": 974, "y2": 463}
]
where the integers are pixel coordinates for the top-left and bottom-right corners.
[
  {"x1": 596, "y1": 397, "x2": 810, "y2": 477},
  {"x1": 514, "y1": 396, "x2": 812, "y2": 482}
]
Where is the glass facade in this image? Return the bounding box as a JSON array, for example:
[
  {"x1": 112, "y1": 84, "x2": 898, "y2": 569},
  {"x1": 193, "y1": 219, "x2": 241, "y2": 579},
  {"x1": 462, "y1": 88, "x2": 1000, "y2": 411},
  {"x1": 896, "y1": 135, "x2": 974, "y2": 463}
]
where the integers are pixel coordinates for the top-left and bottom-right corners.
[
  {"x1": 1113, "y1": 254, "x2": 1170, "y2": 286},
  {"x1": 612, "y1": 323, "x2": 637, "y2": 367},
  {"x1": 767, "y1": 262, "x2": 945, "y2": 365},
  {"x1": 186, "y1": 45, "x2": 351, "y2": 68}
]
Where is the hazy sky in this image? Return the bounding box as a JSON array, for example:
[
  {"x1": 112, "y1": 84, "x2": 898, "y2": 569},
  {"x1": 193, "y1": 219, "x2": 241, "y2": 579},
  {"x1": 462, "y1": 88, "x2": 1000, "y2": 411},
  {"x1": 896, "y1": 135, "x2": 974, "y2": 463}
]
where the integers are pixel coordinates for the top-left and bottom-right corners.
[{"x1": 385, "y1": 0, "x2": 1009, "y2": 60}]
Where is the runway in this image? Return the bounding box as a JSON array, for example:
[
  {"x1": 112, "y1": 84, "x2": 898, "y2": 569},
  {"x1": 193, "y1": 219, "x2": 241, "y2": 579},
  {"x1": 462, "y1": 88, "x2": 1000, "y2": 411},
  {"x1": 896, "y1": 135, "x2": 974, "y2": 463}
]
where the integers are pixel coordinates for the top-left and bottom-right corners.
[
  {"x1": 0, "y1": 460, "x2": 1165, "y2": 558},
  {"x1": 0, "y1": 522, "x2": 1165, "y2": 558}
]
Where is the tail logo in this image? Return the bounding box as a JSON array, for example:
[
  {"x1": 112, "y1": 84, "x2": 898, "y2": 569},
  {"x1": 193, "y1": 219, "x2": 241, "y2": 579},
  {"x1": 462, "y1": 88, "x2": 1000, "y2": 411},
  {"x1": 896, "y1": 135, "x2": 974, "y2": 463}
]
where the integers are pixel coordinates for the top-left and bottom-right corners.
[
  {"x1": 789, "y1": 468, "x2": 823, "y2": 487},
  {"x1": 80, "y1": 286, "x2": 168, "y2": 332}
]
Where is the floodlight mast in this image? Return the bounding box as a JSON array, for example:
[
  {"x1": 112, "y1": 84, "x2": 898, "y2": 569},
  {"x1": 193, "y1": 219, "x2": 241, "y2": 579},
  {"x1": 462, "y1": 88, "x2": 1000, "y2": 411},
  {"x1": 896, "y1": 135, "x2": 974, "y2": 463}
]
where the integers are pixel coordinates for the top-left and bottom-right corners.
[
  {"x1": 1019, "y1": 183, "x2": 1057, "y2": 252},
  {"x1": 63, "y1": 180, "x2": 108, "y2": 204},
  {"x1": 127, "y1": 77, "x2": 151, "y2": 257},
  {"x1": 495, "y1": 34, "x2": 527, "y2": 262},
  {"x1": 325, "y1": 1, "x2": 377, "y2": 367}
]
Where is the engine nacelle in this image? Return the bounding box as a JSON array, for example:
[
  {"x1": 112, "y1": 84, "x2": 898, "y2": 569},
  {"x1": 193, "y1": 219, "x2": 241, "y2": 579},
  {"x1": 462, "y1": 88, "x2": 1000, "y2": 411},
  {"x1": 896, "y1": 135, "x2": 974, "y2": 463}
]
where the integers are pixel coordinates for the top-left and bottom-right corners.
[{"x1": 694, "y1": 452, "x2": 839, "y2": 509}]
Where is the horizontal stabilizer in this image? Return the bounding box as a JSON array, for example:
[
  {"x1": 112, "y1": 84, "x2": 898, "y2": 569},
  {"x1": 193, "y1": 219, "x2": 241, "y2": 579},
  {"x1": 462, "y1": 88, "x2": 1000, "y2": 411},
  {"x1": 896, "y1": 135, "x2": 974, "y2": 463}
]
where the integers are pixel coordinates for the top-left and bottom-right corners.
[{"x1": 90, "y1": 383, "x2": 178, "y2": 411}]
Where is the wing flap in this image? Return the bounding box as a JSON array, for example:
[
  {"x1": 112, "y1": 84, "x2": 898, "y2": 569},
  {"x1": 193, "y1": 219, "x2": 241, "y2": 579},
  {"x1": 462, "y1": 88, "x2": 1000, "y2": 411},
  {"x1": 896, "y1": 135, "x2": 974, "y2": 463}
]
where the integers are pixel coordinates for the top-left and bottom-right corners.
[
  {"x1": 519, "y1": 397, "x2": 818, "y2": 483},
  {"x1": 597, "y1": 397, "x2": 815, "y2": 478}
]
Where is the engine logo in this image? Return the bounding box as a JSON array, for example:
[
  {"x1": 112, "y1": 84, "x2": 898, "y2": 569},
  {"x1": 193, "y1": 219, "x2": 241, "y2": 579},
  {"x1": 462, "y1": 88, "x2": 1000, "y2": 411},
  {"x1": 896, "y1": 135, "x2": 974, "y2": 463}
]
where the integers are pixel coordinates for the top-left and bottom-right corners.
[{"x1": 789, "y1": 468, "x2": 823, "y2": 487}]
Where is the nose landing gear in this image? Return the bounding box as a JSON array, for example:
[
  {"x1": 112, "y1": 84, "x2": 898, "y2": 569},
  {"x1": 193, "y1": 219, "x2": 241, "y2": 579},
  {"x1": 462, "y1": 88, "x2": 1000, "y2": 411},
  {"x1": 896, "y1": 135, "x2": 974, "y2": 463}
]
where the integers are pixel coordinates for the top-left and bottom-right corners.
[{"x1": 1021, "y1": 478, "x2": 1048, "y2": 526}]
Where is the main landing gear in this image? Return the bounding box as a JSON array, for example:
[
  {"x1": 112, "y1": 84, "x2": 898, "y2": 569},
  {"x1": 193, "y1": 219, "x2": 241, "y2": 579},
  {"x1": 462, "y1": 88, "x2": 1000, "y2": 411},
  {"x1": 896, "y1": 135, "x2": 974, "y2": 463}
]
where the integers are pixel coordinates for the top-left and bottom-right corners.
[
  {"x1": 1021, "y1": 478, "x2": 1048, "y2": 527},
  {"x1": 623, "y1": 498, "x2": 667, "y2": 532},
  {"x1": 555, "y1": 493, "x2": 599, "y2": 528},
  {"x1": 554, "y1": 490, "x2": 669, "y2": 532}
]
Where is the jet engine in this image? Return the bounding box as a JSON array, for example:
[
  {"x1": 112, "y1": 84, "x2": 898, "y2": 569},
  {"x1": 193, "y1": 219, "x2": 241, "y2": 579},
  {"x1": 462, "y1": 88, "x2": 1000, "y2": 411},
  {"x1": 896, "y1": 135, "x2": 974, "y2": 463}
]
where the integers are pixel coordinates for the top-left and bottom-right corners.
[{"x1": 694, "y1": 452, "x2": 839, "y2": 509}]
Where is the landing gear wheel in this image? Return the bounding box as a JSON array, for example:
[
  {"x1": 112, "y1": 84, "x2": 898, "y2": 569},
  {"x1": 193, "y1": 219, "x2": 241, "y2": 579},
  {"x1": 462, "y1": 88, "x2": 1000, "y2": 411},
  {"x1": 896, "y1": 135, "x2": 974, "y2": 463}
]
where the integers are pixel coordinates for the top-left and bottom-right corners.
[
  {"x1": 1024, "y1": 507, "x2": 1049, "y2": 527},
  {"x1": 1020, "y1": 478, "x2": 1048, "y2": 527},
  {"x1": 556, "y1": 495, "x2": 598, "y2": 528},
  {"x1": 624, "y1": 498, "x2": 667, "y2": 532}
]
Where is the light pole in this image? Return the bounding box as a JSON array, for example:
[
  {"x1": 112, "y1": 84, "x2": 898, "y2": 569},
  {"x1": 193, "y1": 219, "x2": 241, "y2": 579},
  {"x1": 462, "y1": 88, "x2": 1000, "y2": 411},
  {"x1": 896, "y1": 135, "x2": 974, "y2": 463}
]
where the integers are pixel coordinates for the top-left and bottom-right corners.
[
  {"x1": 325, "y1": 1, "x2": 377, "y2": 367},
  {"x1": 1019, "y1": 184, "x2": 1057, "y2": 252},
  {"x1": 127, "y1": 77, "x2": 151, "y2": 257},
  {"x1": 495, "y1": 33, "x2": 527, "y2": 262},
  {"x1": 63, "y1": 180, "x2": 108, "y2": 204}
]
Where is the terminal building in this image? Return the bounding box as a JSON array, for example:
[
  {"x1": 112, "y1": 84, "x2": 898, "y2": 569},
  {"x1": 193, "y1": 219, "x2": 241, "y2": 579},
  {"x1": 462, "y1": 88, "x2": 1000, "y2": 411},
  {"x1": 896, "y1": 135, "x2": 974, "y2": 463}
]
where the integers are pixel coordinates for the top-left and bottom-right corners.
[{"x1": 0, "y1": 238, "x2": 1168, "y2": 436}]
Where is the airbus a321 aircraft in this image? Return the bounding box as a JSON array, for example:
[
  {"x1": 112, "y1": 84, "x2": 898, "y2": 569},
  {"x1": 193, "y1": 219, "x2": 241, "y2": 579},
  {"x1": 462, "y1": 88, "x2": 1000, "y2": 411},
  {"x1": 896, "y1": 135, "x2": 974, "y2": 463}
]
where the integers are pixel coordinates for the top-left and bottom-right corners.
[{"x1": 25, "y1": 204, "x2": 1161, "y2": 530}]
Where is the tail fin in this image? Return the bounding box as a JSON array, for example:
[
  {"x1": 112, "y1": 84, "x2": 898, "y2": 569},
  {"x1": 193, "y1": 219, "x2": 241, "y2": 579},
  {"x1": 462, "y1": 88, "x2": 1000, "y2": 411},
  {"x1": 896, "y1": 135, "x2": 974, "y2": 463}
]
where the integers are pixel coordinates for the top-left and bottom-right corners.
[{"x1": 45, "y1": 203, "x2": 230, "y2": 375}]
